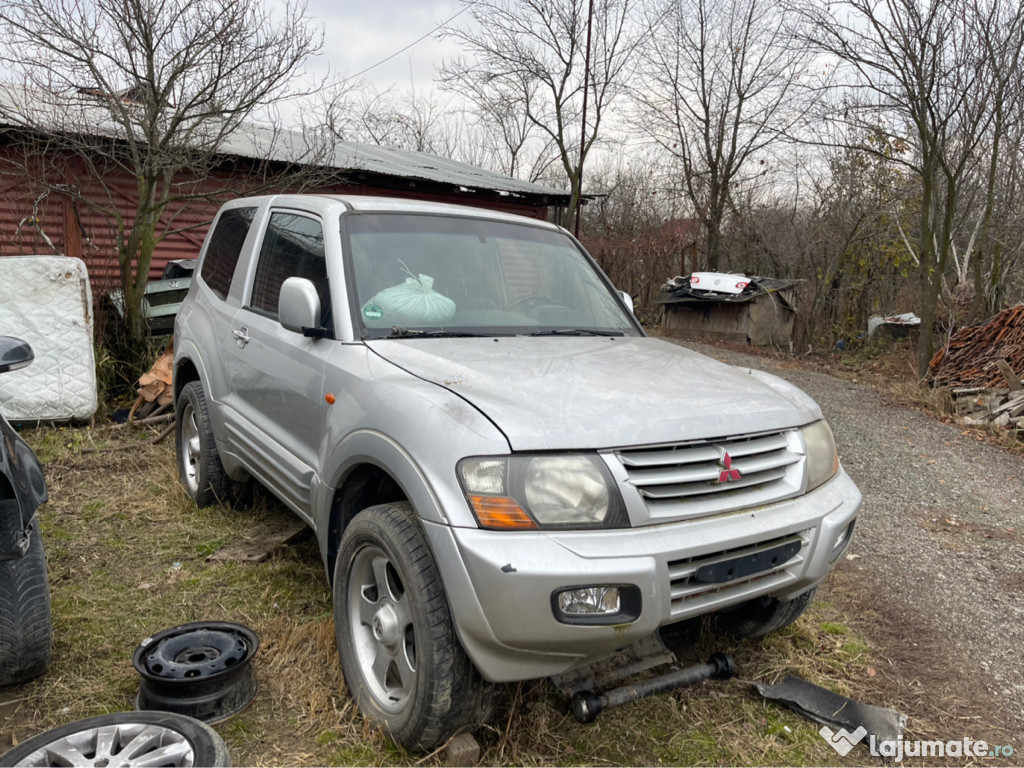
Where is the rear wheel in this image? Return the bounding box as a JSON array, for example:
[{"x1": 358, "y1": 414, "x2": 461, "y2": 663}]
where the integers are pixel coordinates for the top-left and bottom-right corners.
[
  {"x1": 714, "y1": 587, "x2": 817, "y2": 638},
  {"x1": 334, "y1": 502, "x2": 497, "y2": 750},
  {"x1": 175, "y1": 381, "x2": 229, "y2": 508},
  {"x1": 0, "y1": 521, "x2": 51, "y2": 685}
]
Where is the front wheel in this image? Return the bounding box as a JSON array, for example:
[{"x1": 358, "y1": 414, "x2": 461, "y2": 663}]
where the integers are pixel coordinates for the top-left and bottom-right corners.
[{"x1": 334, "y1": 503, "x2": 496, "y2": 751}]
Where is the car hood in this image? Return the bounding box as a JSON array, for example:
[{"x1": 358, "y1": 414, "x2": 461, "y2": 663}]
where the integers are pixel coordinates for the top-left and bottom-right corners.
[{"x1": 367, "y1": 336, "x2": 821, "y2": 451}]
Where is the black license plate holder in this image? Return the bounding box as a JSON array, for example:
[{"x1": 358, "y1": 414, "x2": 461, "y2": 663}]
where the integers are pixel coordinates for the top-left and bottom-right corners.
[{"x1": 694, "y1": 540, "x2": 801, "y2": 584}]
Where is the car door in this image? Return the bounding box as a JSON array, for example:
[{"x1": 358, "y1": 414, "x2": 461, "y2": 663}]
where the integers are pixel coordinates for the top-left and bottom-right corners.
[{"x1": 223, "y1": 209, "x2": 333, "y2": 518}]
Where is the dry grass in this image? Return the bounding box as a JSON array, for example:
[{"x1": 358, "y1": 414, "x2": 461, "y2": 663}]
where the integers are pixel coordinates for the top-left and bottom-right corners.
[{"x1": 0, "y1": 422, "x2": 1018, "y2": 766}]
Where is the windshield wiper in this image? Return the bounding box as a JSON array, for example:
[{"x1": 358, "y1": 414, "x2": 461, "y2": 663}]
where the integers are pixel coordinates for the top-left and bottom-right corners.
[
  {"x1": 528, "y1": 328, "x2": 625, "y2": 337},
  {"x1": 380, "y1": 327, "x2": 494, "y2": 339}
]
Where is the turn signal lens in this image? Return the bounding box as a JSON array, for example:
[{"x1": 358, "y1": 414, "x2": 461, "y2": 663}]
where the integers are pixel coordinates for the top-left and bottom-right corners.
[{"x1": 468, "y1": 495, "x2": 537, "y2": 530}]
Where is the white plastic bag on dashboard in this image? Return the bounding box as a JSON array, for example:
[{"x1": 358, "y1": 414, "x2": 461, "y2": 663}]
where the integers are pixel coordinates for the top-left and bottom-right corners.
[{"x1": 367, "y1": 262, "x2": 456, "y2": 325}]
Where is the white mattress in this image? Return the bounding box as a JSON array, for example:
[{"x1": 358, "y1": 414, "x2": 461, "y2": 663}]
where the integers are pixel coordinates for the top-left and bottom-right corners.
[{"x1": 0, "y1": 256, "x2": 98, "y2": 421}]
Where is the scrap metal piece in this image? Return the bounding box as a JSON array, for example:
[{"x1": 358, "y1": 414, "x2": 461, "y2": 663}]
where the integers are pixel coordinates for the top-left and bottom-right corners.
[
  {"x1": 755, "y1": 674, "x2": 907, "y2": 744},
  {"x1": 550, "y1": 634, "x2": 676, "y2": 697},
  {"x1": 571, "y1": 653, "x2": 735, "y2": 724}
]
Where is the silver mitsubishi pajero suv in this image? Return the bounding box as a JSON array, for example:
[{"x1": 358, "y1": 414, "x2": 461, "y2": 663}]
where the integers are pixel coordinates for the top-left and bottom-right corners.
[{"x1": 173, "y1": 194, "x2": 860, "y2": 749}]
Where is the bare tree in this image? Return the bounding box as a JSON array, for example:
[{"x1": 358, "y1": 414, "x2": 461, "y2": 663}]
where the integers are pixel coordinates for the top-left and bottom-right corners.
[
  {"x1": 632, "y1": 0, "x2": 816, "y2": 271},
  {"x1": 440, "y1": 0, "x2": 647, "y2": 231},
  {"x1": 968, "y1": 1, "x2": 1024, "y2": 317},
  {"x1": 0, "y1": 0, "x2": 325, "y2": 367},
  {"x1": 794, "y1": 0, "x2": 1024, "y2": 377}
]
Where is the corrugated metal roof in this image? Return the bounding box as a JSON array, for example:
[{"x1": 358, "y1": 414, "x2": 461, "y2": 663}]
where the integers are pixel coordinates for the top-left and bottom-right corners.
[{"x1": 0, "y1": 84, "x2": 568, "y2": 200}]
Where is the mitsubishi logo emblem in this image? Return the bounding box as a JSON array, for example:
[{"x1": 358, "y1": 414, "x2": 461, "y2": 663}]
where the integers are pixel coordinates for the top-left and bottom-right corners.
[{"x1": 715, "y1": 449, "x2": 742, "y2": 483}]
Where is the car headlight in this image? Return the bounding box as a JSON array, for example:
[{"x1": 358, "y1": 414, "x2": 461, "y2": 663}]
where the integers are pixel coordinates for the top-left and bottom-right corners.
[
  {"x1": 802, "y1": 420, "x2": 839, "y2": 492},
  {"x1": 457, "y1": 455, "x2": 629, "y2": 530}
]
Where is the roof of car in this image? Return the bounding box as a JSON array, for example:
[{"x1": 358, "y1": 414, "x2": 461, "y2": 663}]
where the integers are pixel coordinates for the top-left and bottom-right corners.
[{"x1": 232, "y1": 194, "x2": 565, "y2": 230}]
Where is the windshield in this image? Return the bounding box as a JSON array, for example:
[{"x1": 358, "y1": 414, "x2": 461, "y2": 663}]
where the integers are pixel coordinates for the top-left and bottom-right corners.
[{"x1": 343, "y1": 213, "x2": 639, "y2": 339}]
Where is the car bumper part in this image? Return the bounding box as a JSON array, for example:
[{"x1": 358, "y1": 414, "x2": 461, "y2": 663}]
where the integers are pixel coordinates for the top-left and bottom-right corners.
[{"x1": 424, "y1": 468, "x2": 860, "y2": 682}]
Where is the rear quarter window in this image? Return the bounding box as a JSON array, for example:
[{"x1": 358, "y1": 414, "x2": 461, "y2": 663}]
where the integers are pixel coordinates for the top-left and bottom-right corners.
[{"x1": 200, "y1": 207, "x2": 257, "y2": 300}]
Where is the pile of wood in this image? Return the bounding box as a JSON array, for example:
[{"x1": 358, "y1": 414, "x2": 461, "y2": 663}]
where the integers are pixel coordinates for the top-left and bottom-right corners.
[
  {"x1": 121, "y1": 341, "x2": 175, "y2": 427},
  {"x1": 953, "y1": 385, "x2": 1024, "y2": 435},
  {"x1": 929, "y1": 304, "x2": 1024, "y2": 389}
]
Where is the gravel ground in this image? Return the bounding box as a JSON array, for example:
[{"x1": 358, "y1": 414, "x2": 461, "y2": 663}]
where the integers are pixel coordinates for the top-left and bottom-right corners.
[{"x1": 675, "y1": 340, "x2": 1024, "y2": 734}]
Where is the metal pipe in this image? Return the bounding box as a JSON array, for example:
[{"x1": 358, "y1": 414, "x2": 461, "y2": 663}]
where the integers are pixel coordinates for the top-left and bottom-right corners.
[{"x1": 570, "y1": 653, "x2": 735, "y2": 723}]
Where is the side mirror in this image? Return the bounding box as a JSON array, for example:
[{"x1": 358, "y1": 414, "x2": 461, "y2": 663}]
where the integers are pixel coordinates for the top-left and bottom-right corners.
[
  {"x1": 617, "y1": 290, "x2": 635, "y2": 315},
  {"x1": 279, "y1": 277, "x2": 323, "y2": 336},
  {"x1": 0, "y1": 336, "x2": 34, "y2": 374}
]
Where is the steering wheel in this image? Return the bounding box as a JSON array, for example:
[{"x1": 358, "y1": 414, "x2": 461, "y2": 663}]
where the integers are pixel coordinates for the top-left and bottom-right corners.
[{"x1": 508, "y1": 294, "x2": 558, "y2": 315}]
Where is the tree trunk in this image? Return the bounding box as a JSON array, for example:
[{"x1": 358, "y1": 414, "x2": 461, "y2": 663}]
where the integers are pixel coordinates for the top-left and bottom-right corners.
[
  {"x1": 705, "y1": 195, "x2": 726, "y2": 271},
  {"x1": 915, "y1": 173, "x2": 938, "y2": 379}
]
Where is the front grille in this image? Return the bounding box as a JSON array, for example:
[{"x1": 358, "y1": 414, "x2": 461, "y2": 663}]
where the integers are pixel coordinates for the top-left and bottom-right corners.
[
  {"x1": 666, "y1": 531, "x2": 809, "y2": 615},
  {"x1": 616, "y1": 430, "x2": 802, "y2": 522}
]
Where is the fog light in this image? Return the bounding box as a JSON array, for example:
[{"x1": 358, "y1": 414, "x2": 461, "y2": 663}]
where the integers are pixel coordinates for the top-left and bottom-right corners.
[
  {"x1": 551, "y1": 585, "x2": 642, "y2": 625},
  {"x1": 830, "y1": 520, "x2": 856, "y2": 561},
  {"x1": 558, "y1": 586, "x2": 620, "y2": 615}
]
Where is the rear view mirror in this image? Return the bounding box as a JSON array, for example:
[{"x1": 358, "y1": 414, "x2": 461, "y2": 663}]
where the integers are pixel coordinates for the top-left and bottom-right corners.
[
  {"x1": 0, "y1": 336, "x2": 34, "y2": 374},
  {"x1": 617, "y1": 290, "x2": 635, "y2": 315},
  {"x1": 279, "y1": 277, "x2": 322, "y2": 336}
]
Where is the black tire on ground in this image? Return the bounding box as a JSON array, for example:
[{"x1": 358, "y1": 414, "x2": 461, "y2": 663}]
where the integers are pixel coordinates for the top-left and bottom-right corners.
[
  {"x1": 0, "y1": 521, "x2": 51, "y2": 686},
  {"x1": 334, "y1": 502, "x2": 498, "y2": 751},
  {"x1": 175, "y1": 381, "x2": 230, "y2": 508},
  {"x1": 0, "y1": 711, "x2": 230, "y2": 767},
  {"x1": 714, "y1": 587, "x2": 817, "y2": 639}
]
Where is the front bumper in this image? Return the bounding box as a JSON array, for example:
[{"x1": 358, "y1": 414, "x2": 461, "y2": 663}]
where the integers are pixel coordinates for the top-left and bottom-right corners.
[{"x1": 424, "y1": 468, "x2": 860, "y2": 683}]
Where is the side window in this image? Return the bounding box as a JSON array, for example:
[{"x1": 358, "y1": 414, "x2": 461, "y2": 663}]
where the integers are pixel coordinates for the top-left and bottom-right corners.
[
  {"x1": 249, "y1": 212, "x2": 329, "y2": 320},
  {"x1": 199, "y1": 207, "x2": 256, "y2": 300}
]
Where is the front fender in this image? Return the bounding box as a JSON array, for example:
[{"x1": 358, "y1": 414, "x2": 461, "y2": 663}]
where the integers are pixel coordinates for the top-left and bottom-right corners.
[
  {"x1": 313, "y1": 346, "x2": 511, "y2": 533},
  {"x1": 314, "y1": 429, "x2": 449, "y2": 532}
]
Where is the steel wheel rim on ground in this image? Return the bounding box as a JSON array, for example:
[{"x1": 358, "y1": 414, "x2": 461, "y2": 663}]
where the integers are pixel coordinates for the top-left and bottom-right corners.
[
  {"x1": 133, "y1": 621, "x2": 258, "y2": 724},
  {"x1": 347, "y1": 543, "x2": 417, "y2": 714},
  {"x1": 178, "y1": 402, "x2": 200, "y2": 496}
]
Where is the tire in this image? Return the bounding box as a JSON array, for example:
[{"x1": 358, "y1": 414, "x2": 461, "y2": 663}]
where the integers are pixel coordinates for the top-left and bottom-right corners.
[
  {"x1": 334, "y1": 503, "x2": 497, "y2": 751},
  {"x1": 714, "y1": 587, "x2": 817, "y2": 639},
  {"x1": 176, "y1": 381, "x2": 229, "y2": 508},
  {"x1": 0, "y1": 711, "x2": 230, "y2": 767},
  {"x1": 0, "y1": 521, "x2": 51, "y2": 686}
]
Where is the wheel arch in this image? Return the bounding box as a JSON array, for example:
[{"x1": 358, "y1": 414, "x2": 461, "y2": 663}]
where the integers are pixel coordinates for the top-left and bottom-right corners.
[
  {"x1": 172, "y1": 350, "x2": 202, "y2": 403},
  {"x1": 319, "y1": 430, "x2": 462, "y2": 585},
  {"x1": 325, "y1": 462, "x2": 406, "y2": 586}
]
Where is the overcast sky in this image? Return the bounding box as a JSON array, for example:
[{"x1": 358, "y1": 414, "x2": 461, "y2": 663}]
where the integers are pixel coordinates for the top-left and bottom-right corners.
[{"x1": 304, "y1": 0, "x2": 470, "y2": 93}]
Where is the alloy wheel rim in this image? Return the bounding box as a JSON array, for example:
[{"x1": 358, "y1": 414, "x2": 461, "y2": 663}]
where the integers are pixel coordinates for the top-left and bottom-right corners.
[
  {"x1": 347, "y1": 544, "x2": 417, "y2": 713},
  {"x1": 16, "y1": 723, "x2": 194, "y2": 767},
  {"x1": 179, "y1": 402, "x2": 200, "y2": 496}
]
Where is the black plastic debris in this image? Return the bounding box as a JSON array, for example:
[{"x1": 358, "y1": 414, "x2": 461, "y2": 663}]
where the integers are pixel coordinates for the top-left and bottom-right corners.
[{"x1": 756, "y1": 674, "x2": 907, "y2": 744}]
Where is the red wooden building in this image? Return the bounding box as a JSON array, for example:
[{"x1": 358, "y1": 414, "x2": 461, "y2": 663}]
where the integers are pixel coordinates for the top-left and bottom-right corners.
[{"x1": 0, "y1": 113, "x2": 569, "y2": 291}]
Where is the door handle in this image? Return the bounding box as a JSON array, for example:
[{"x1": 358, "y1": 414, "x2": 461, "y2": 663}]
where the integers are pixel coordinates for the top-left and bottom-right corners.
[{"x1": 232, "y1": 327, "x2": 250, "y2": 347}]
